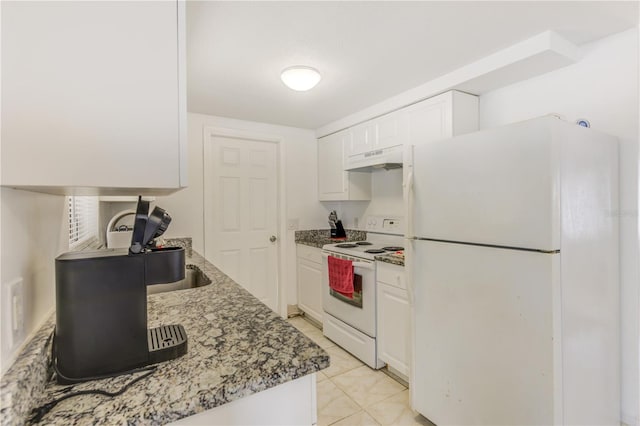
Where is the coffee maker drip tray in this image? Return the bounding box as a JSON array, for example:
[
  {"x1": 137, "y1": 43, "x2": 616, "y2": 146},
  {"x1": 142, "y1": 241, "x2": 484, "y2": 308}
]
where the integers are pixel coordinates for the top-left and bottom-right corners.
[{"x1": 148, "y1": 324, "x2": 188, "y2": 364}]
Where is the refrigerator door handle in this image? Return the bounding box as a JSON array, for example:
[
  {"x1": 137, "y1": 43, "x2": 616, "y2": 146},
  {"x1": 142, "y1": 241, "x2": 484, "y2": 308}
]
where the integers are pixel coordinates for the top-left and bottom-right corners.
[
  {"x1": 403, "y1": 170, "x2": 414, "y2": 239},
  {"x1": 404, "y1": 239, "x2": 414, "y2": 306}
]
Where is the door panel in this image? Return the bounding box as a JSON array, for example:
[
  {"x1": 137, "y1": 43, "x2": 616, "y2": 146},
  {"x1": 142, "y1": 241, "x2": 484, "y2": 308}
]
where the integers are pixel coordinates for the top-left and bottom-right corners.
[
  {"x1": 412, "y1": 117, "x2": 559, "y2": 250},
  {"x1": 250, "y1": 178, "x2": 268, "y2": 230},
  {"x1": 411, "y1": 239, "x2": 559, "y2": 425},
  {"x1": 249, "y1": 247, "x2": 269, "y2": 300},
  {"x1": 377, "y1": 283, "x2": 409, "y2": 375},
  {"x1": 221, "y1": 250, "x2": 241, "y2": 284},
  {"x1": 221, "y1": 177, "x2": 241, "y2": 231},
  {"x1": 205, "y1": 135, "x2": 279, "y2": 312},
  {"x1": 297, "y1": 257, "x2": 323, "y2": 323},
  {"x1": 222, "y1": 147, "x2": 241, "y2": 165}
]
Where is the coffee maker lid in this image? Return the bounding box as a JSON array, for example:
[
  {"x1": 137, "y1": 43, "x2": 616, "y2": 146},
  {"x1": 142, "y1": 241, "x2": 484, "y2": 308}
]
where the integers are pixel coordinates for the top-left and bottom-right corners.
[{"x1": 129, "y1": 197, "x2": 172, "y2": 254}]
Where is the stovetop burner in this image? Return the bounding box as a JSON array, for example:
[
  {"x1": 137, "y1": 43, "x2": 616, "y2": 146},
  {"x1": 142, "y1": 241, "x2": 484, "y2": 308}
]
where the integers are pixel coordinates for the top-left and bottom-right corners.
[{"x1": 323, "y1": 227, "x2": 405, "y2": 260}]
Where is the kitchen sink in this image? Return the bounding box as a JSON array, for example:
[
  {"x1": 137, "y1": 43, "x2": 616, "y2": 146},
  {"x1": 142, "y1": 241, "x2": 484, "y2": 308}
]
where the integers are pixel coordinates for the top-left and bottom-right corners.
[{"x1": 147, "y1": 264, "x2": 212, "y2": 295}]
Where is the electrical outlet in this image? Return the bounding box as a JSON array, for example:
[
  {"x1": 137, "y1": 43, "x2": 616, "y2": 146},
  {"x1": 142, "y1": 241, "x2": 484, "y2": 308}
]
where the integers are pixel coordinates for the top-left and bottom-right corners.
[
  {"x1": 287, "y1": 218, "x2": 299, "y2": 231},
  {"x1": 9, "y1": 278, "x2": 24, "y2": 350}
]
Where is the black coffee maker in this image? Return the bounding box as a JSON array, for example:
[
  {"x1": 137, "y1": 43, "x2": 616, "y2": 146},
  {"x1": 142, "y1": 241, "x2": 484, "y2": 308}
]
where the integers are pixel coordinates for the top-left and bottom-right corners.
[{"x1": 54, "y1": 197, "x2": 187, "y2": 383}]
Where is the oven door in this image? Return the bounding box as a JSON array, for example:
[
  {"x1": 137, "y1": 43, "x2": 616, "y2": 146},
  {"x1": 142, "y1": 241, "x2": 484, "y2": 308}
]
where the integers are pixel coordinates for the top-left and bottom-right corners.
[{"x1": 321, "y1": 252, "x2": 376, "y2": 337}]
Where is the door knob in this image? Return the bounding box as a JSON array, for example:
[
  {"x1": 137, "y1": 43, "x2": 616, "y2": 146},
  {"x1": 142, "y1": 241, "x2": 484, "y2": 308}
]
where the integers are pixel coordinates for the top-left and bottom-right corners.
[{"x1": 270, "y1": 235, "x2": 277, "y2": 242}]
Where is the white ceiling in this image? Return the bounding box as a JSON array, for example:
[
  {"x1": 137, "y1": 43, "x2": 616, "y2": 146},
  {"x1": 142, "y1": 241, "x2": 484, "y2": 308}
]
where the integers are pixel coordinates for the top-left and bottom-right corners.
[{"x1": 186, "y1": 1, "x2": 638, "y2": 130}]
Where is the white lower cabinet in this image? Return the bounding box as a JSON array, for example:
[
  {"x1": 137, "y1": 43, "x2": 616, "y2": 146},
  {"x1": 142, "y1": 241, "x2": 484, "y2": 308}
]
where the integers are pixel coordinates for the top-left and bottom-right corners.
[
  {"x1": 296, "y1": 244, "x2": 324, "y2": 324},
  {"x1": 170, "y1": 374, "x2": 316, "y2": 425},
  {"x1": 376, "y1": 262, "x2": 409, "y2": 377}
]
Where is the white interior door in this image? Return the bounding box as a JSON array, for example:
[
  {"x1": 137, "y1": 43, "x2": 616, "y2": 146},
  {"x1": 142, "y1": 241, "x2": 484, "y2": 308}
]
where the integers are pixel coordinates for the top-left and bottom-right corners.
[{"x1": 204, "y1": 135, "x2": 279, "y2": 312}]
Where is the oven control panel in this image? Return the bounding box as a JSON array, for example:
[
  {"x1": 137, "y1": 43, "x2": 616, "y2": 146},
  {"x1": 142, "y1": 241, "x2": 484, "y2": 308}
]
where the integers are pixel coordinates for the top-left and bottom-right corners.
[{"x1": 364, "y1": 216, "x2": 403, "y2": 233}]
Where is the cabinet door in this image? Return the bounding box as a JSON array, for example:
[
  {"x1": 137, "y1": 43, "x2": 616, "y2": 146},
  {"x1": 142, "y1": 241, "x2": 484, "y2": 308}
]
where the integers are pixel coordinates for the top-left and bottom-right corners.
[
  {"x1": 377, "y1": 262, "x2": 407, "y2": 290},
  {"x1": 318, "y1": 132, "x2": 348, "y2": 200},
  {"x1": 349, "y1": 122, "x2": 376, "y2": 157},
  {"x1": 297, "y1": 257, "x2": 324, "y2": 324},
  {"x1": 318, "y1": 131, "x2": 371, "y2": 201},
  {"x1": 403, "y1": 92, "x2": 453, "y2": 147},
  {"x1": 403, "y1": 91, "x2": 478, "y2": 148},
  {"x1": 375, "y1": 111, "x2": 406, "y2": 150},
  {"x1": 1, "y1": 2, "x2": 185, "y2": 193},
  {"x1": 377, "y1": 282, "x2": 410, "y2": 376}
]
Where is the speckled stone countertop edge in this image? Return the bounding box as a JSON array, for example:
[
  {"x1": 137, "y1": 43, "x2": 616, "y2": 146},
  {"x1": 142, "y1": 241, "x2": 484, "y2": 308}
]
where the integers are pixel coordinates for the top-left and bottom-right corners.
[
  {"x1": 0, "y1": 250, "x2": 329, "y2": 426},
  {"x1": 0, "y1": 316, "x2": 55, "y2": 426},
  {"x1": 294, "y1": 229, "x2": 367, "y2": 248},
  {"x1": 374, "y1": 254, "x2": 405, "y2": 267}
]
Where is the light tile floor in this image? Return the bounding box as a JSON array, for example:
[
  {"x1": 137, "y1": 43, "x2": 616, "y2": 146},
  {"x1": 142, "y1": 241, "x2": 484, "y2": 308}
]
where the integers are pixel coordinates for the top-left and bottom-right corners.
[{"x1": 288, "y1": 316, "x2": 435, "y2": 426}]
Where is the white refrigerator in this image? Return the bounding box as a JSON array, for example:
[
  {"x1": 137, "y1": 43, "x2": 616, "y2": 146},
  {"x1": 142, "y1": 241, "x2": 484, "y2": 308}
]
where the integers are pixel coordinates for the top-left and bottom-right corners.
[{"x1": 406, "y1": 116, "x2": 620, "y2": 425}]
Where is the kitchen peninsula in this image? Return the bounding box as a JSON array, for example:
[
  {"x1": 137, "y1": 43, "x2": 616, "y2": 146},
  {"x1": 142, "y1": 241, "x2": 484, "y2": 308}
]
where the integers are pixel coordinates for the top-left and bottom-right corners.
[{"x1": 0, "y1": 251, "x2": 329, "y2": 425}]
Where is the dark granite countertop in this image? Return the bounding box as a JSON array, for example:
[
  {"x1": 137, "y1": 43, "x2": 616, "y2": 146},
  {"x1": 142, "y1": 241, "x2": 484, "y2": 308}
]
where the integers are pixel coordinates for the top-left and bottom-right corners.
[
  {"x1": 294, "y1": 229, "x2": 366, "y2": 249},
  {"x1": 0, "y1": 251, "x2": 329, "y2": 425},
  {"x1": 374, "y1": 254, "x2": 405, "y2": 267}
]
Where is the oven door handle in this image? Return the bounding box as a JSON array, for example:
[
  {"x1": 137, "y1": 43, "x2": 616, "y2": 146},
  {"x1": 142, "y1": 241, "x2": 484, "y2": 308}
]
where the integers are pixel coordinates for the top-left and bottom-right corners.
[
  {"x1": 352, "y1": 261, "x2": 374, "y2": 270},
  {"x1": 322, "y1": 253, "x2": 374, "y2": 271}
]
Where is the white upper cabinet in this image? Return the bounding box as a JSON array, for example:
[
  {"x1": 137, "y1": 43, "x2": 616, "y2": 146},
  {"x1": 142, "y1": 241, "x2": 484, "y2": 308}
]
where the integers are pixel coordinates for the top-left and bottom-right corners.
[
  {"x1": 349, "y1": 122, "x2": 376, "y2": 157},
  {"x1": 375, "y1": 111, "x2": 406, "y2": 150},
  {"x1": 317, "y1": 90, "x2": 476, "y2": 201},
  {"x1": 347, "y1": 112, "x2": 403, "y2": 157},
  {"x1": 318, "y1": 130, "x2": 371, "y2": 201},
  {"x1": 344, "y1": 90, "x2": 477, "y2": 159},
  {"x1": 401, "y1": 90, "x2": 479, "y2": 147},
  {"x1": 1, "y1": 1, "x2": 187, "y2": 195}
]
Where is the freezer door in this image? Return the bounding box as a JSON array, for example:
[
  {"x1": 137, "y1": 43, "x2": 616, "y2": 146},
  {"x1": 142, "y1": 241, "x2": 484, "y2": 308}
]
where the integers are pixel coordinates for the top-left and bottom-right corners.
[
  {"x1": 411, "y1": 240, "x2": 561, "y2": 425},
  {"x1": 412, "y1": 116, "x2": 560, "y2": 250}
]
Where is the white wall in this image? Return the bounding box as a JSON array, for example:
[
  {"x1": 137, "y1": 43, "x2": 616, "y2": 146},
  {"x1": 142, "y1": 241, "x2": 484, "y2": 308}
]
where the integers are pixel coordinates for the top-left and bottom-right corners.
[
  {"x1": 479, "y1": 28, "x2": 639, "y2": 425},
  {"x1": 322, "y1": 169, "x2": 404, "y2": 229},
  {"x1": 157, "y1": 112, "x2": 332, "y2": 313},
  {"x1": 0, "y1": 188, "x2": 67, "y2": 373}
]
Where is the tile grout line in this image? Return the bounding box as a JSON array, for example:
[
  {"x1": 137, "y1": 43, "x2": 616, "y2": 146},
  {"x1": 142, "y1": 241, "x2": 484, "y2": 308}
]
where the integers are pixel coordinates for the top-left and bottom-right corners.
[
  {"x1": 290, "y1": 317, "x2": 422, "y2": 426},
  {"x1": 362, "y1": 388, "x2": 410, "y2": 425},
  {"x1": 327, "y1": 376, "x2": 365, "y2": 409},
  {"x1": 330, "y1": 371, "x2": 408, "y2": 414},
  {"x1": 317, "y1": 380, "x2": 362, "y2": 426}
]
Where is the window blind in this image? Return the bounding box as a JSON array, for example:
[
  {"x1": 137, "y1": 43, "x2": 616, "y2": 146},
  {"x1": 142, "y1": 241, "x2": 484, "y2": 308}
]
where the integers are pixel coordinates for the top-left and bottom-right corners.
[{"x1": 68, "y1": 196, "x2": 99, "y2": 249}]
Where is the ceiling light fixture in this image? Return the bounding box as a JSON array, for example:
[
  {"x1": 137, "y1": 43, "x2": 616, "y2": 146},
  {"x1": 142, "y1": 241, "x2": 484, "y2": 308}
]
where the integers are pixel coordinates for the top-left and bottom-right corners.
[{"x1": 280, "y1": 66, "x2": 321, "y2": 91}]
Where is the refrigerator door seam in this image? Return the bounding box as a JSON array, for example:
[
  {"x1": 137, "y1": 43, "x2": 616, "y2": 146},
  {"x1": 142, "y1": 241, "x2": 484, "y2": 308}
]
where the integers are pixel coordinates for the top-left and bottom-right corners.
[{"x1": 412, "y1": 237, "x2": 560, "y2": 254}]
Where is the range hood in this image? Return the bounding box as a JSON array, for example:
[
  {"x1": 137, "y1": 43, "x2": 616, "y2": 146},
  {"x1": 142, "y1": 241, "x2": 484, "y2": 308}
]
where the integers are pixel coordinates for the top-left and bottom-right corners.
[{"x1": 344, "y1": 144, "x2": 403, "y2": 172}]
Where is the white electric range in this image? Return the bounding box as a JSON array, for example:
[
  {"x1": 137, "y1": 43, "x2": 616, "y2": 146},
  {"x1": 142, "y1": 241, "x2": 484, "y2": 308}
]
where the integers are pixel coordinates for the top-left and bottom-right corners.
[{"x1": 321, "y1": 216, "x2": 404, "y2": 369}]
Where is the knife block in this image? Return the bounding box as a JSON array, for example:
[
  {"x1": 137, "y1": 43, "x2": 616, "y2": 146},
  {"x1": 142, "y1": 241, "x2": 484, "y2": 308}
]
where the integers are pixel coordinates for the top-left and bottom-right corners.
[{"x1": 331, "y1": 220, "x2": 347, "y2": 239}]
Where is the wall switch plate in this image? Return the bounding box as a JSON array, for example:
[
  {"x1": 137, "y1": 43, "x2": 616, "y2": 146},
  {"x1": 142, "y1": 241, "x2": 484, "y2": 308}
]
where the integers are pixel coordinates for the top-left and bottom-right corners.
[
  {"x1": 287, "y1": 218, "x2": 299, "y2": 231},
  {"x1": 8, "y1": 278, "x2": 24, "y2": 351}
]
